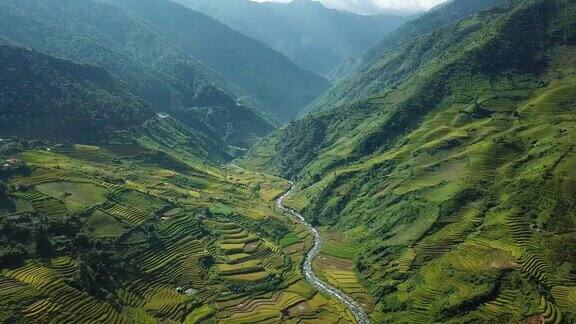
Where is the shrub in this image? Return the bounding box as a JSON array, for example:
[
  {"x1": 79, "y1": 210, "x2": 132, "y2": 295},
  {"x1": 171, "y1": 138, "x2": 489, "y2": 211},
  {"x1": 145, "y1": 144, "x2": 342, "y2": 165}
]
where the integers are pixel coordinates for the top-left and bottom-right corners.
[{"x1": 0, "y1": 244, "x2": 27, "y2": 267}]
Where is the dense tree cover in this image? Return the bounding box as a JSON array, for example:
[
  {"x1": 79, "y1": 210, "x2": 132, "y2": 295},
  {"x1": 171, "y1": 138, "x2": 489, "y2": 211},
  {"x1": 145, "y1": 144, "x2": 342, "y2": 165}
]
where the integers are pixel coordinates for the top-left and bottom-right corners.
[
  {"x1": 1, "y1": 211, "x2": 74, "y2": 264},
  {"x1": 0, "y1": 42, "x2": 153, "y2": 141},
  {"x1": 251, "y1": 0, "x2": 576, "y2": 212},
  {"x1": 306, "y1": 0, "x2": 508, "y2": 113},
  {"x1": 255, "y1": 0, "x2": 573, "y2": 174},
  {"x1": 0, "y1": 202, "x2": 139, "y2": 305},
  {"x1": 242, "y1": 0, "x2": 576, "y2": 321},
  {"x1": 104, "y1": 0, "x2": 330, "y2": 123},
  {"x1": 0, "y1": 0, "x2": 274, "y2": 148},
  {"x1": 174, "y1": 0, "x2": 409, "y2": 78}
]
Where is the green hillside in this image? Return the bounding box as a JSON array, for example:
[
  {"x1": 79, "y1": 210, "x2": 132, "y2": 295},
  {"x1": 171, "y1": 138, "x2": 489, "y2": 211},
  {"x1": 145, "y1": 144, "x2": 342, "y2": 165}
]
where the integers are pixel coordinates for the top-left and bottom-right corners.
[
  {"x1": 2, "y1": 0, "x2": 576, "y2": 322},
  {"x1": 306, "y1": 0, "x2": 508, "y2": 113},
  {"x1": 104, "y1": 0, "x2": 330, "y2": 123},
  {"x1": 0, "y1": 41, "x2": 153, "y2": 141},
  {"x1": 0, "y1": 38, "x2": 348, "y2": 321},
  {"x1": 0, "y1": 0, "x2": 274, "y2": 148},
  {"x1": 174, "y1": 0, "x2": 409, "y2": 77},
  {"x1": 241, "y1": 0, "x2": 576, "y2": 321},
  {"x1": 0, "y1": 39, "x2": 236, "y2": 164}
]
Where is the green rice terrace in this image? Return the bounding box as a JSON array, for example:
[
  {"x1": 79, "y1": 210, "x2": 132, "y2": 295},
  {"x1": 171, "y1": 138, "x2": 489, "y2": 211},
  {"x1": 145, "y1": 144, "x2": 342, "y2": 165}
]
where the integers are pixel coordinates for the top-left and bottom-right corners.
[
  {"x1": 2, "y1": 0, "x2": 576, "y2": 323},
  {"x1": 0, "y1": 142, "x2": 356, "y2": 323},
  {"x1": 244, "y1": 50, "x2": 576, "y2": 323},
  {"x1": 236, "y1": 0, "x2": 576, "y2": 321}
]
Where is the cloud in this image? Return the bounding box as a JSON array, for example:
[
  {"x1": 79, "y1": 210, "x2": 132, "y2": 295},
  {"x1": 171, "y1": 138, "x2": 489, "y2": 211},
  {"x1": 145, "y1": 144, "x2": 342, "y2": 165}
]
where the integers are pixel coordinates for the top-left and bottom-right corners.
[{"x1": 251, "y1": 0, "x2": 448, "y2": 14}]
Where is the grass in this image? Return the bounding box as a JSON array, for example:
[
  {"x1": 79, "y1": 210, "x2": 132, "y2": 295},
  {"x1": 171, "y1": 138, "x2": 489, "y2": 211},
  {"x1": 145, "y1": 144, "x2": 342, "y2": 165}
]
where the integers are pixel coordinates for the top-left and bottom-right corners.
[
  {"x1": 312, "y1": 229, "x2": 375, "y2": 312},
  {"x1": 0, "y1": 139, "x2": 353, "y2": 323},
  {"x1": 82, "y1": 209, "x2": 127, "y2": 239},
  {"x1": 241, "y1": 17, "x2": 576, "y2": 321},
  {"x1": 184, "y1": 305, "x2": 214, "y2": 323},
  {"x1": 279, "y1": 232, "x2": 300, "y2": 248},
  {"x1": 322, "y1": 244, "x2": 356, "y2": 260},
  {"x1": 217, "y1": 260, "x2": 261, "y2": 275},
  {"x1": 209, "y1": 203, "x2": 233, "y2": 216},
  {"x1": 36, "y1": 182, "x2": 108, "y2": 206},
  {"x1": 222, "y1": 271, "x2": 270, "y2": 282}
]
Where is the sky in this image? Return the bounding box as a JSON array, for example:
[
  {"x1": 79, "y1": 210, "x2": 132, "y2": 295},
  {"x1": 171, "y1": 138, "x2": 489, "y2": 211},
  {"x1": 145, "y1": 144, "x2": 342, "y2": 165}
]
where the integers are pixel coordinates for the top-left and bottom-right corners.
[{"x1": 250, "y1": 0, "x2": 449, "y2": 15}]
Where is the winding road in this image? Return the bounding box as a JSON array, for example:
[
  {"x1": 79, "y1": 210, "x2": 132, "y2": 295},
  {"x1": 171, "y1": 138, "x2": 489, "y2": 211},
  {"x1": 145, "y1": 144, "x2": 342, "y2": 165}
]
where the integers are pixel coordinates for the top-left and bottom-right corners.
[{"x1": 276, "y1": 182, "x2": 371, "y2": 324}]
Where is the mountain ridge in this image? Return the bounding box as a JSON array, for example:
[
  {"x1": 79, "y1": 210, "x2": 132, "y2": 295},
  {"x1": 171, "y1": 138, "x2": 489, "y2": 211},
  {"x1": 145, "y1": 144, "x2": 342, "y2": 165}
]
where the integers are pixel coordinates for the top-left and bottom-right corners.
[
  {"x1": 105, "y1": 0, "x2": 330, "y2": 122},
  {"x1": 173, "y1": 0, "x2": 410, "y2": 77},
  {"x1": 240, "y1": 0, "x2": 576, "y2": 321},
  {"x1": 0, "y1": 41, "x2": 153, "y2": 142},
  {"x1": 0, "y1": 0, "x2": 276, "y2": 149},
  {"x1": 306, "y1": 0, "x2": 509, "y2": 113}
]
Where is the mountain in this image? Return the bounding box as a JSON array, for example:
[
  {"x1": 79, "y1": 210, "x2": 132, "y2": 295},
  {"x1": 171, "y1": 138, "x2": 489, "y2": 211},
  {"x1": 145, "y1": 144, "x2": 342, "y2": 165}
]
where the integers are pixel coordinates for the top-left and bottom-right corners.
[
  {"x1": 172, "y1": 0, "x2": 410, "y2": 77},
  {"x1": 0, "y1": 0, "x2": 275, "y2": 148},
  {"x1": 306, "y1": 0, "x2": 508, "y2": 113},
  {"x1": 0, "y1": 40, "x2": 152, "y2": 141},
  {"x1": 0, "y1": 41, "x2": 346, "y2": 323},
  {"x1": 0, "y1": 40, "x2": 232, "y2": 163},
  {"x1": 241, "y1": 0, "x2": 576, "y2": 321},
  {"x1": 103, "y1": 0, "x2": 330, "y2": 123}
]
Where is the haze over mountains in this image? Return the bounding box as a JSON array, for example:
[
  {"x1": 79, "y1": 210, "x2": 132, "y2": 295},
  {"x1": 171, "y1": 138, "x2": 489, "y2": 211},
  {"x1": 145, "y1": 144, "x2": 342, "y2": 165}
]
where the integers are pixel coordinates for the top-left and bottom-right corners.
[
  {"x1": 1, "y1": 0, "x2": 576, "y2": 323},
  {"x1": 250, "y1": 0, "x2": 444, "y2": 15},
  {"x1": 102, "y1": 0, "x2": 331, "y2": 123},
  {"x1": 306, "y1": 0, "x2": 508, "y2": 112},
  {"x1": 174, "y1": 0, "x2": 410, "y2": 76}
]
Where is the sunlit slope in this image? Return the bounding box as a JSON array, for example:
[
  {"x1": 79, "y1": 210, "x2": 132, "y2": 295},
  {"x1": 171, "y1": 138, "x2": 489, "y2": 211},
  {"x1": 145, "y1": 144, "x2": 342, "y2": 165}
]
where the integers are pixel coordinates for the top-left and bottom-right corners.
[
  {"x1": 0, "y1": 40, "x2": 237, "y2": 163},
  {"x1": 306, "y1": 0, "x2": 507, "y2": 113},
  {"x1": 0, "y1": 132, "x2": 355, "y2": 322},
  {"x1": 241, "y1": 0, "x2": 576, "y2": 321}
]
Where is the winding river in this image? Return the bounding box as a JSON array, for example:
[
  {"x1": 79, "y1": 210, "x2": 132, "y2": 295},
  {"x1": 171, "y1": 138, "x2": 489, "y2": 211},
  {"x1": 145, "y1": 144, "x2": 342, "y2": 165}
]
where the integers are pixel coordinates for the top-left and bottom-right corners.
[{"x1": 276, "y1": 182, "x2": 371, "y2": 324}]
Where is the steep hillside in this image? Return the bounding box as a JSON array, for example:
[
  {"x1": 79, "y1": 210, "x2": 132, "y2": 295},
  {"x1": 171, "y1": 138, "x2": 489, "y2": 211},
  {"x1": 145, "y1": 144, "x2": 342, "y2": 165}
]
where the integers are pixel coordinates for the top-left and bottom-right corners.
[
  {"x1": 0, "y1": 0, "x2": 274, "y2": 148},
  {"x1": 0, "y1": 41, "x2": 152, "y2": 141},
  {"x1": 0, "y1": 40, "x2": 234, "y2": 164},
  {"x1": 307, "y1": 0, "x2": 508, "y2": 113},
  {"x1": 173, "y1": 0, "x2": 409, "y2": 77},
  {"x1": 241, "y1": 0, "x2": 576, "y2": 321},
  {"x1": 103, "y1": 0, "x2": 330, "y2": 123}
]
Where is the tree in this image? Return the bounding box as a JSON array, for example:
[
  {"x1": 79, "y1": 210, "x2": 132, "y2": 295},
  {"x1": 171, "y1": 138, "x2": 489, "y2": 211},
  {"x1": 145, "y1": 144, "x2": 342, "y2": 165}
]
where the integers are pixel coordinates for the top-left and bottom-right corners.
[
  {"x1": 35, "y1": 229, "x2": 53, "y2": 257},
  {"x1": 0, "y1": 180, "x2": 7, "y2": 196},
  {"x1": 0, "y1": 245, "x2": 27, "y2": 267}
]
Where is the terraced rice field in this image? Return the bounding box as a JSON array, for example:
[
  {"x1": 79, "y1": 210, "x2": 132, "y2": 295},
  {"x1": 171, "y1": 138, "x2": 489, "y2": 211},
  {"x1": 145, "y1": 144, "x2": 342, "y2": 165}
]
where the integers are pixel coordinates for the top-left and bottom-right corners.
[
  {"x1": 313, "y1": 230, "x2": 374, "y2": 312},
  {"x1": 0, "y1": 147, "x2": 355, "y2": 323}
]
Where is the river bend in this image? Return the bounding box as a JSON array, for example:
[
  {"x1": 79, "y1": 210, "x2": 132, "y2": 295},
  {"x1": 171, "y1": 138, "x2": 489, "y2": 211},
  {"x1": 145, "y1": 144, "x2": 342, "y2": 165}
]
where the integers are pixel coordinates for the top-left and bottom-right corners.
[{"x1": 276, "y1": 182, "x2": 370, "y2": 324}]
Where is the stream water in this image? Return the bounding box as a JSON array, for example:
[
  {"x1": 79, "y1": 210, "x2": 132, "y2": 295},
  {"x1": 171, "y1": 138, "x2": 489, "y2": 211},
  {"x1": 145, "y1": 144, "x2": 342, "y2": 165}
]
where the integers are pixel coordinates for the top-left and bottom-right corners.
[{"x1": 276, "y1": 182, "x2": 371, "y2": 324}]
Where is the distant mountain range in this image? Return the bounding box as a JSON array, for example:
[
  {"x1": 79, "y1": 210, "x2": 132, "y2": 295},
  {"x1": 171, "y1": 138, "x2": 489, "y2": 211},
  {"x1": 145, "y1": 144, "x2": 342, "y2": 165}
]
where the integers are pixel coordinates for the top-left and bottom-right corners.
[
  {"x1": 103, "y1": 0, "x2": 330, "y2": 123},
  {"x1": 173, "y1": 0, "x2": 410, "y2": 77},
  {"x1": 0, "y1": 0, "x2": 334, "y2": 155}
]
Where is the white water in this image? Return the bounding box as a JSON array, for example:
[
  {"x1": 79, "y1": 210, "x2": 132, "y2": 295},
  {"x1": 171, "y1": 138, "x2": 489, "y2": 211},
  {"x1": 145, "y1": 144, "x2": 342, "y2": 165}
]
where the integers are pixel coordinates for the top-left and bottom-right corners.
[{"x1": 276, "y1": 182, "x2": 371, "y2": 324}]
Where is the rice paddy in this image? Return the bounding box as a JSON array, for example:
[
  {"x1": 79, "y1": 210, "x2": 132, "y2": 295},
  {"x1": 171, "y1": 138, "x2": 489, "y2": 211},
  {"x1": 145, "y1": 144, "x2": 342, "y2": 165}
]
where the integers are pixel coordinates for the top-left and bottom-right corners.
[
  {"x1": 0, "y1": 141, "x2": 356, "y2": 323},
  {"x1": 240, "y1": 67, "x2": 576, "y2": 322},
  {"x1": 313, "y1": 229, "x2": 375, "y2": 312}
]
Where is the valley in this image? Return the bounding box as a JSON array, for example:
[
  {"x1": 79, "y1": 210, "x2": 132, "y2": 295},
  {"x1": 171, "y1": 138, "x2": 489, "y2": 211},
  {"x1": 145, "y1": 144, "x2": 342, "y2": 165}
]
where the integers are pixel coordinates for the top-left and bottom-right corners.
[
  {"x1": 277, "y1": 182, "x2": 371, "y2": 324},
  {"x1": 0, "y1": 138, "x2": 360, "y2": 322},
  {"x1": 1, "y1": 0, "x2": 576, "y2": 322}
]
